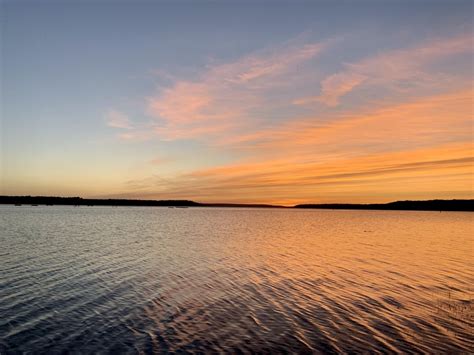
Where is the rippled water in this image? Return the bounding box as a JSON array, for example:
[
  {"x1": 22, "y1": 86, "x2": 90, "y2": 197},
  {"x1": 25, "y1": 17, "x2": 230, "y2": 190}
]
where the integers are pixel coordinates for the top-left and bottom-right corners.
[{"x1": 1, "y1": 206, "x2": 473, "y2": 353}]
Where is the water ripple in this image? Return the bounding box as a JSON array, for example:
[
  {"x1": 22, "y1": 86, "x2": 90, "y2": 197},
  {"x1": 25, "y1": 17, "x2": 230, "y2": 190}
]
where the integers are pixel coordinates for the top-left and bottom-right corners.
[{"x1": 1, "y1": 206, "x2": 472, "y2": 353}]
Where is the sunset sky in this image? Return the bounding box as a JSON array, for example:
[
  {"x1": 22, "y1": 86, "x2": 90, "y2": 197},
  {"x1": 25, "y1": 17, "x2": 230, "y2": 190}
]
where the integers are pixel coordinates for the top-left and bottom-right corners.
[{"x1": 1, "y1": 0, "x2": 473, "y2": 205}]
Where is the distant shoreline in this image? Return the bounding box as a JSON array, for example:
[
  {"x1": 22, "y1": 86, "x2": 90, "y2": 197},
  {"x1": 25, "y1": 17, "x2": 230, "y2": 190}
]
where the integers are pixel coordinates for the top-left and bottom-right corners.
[{"x1": 0, "y1": 196, "x2": 472, "y2": 212}]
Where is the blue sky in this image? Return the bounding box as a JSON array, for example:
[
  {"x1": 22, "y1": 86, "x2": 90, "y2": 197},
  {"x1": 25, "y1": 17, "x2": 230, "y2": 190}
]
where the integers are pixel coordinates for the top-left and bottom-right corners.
[{"x1": 1, "y1": 0, "x2": 473, "y2": 204}]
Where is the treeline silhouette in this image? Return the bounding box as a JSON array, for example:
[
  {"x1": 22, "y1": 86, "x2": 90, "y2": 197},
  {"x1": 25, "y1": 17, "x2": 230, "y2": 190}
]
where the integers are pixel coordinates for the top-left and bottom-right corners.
[
  {"x1": 0, "y1": 196, "x2": 199, "y2": 207},
  {"x1": 295, "y1": 200, "x2": 473, "y2": 212},
  {"x1": 0, "y1": 196, "x2": 472, "y2": 211}
]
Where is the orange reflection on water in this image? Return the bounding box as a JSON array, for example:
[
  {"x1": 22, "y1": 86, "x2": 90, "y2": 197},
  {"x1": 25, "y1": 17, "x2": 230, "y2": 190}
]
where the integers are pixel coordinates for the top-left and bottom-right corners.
[{"x1": 137, "y1": 208, "x2": 473, "y2": 352}]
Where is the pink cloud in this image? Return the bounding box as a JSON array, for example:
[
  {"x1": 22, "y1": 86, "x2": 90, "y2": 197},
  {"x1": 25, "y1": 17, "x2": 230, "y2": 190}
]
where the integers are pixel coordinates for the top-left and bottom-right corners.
[
  {"x1": 146, "y1": 39, "x2": 327, "y2": 140},
  {"x1": 294, "y1": 72, "x2": 367, "y2": 106},
  {"x1": 295, "y1": 33, "x2": 473, "y2": 107},
  {"x1": 117, "y1": 131, "x2": 154, "y2": 142},
  {"x1": 149, "y1": 157, "x2": 170, "y2": 165},
  {"x1": 105, "y1": 110, "x2": 132, "y2": 129}
]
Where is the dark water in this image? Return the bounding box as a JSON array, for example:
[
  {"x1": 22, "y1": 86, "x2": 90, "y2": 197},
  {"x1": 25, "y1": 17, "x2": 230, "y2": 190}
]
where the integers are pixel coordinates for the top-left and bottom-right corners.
[{"x1": 1, "y1": 206, "x2": 473, "y2": 353}]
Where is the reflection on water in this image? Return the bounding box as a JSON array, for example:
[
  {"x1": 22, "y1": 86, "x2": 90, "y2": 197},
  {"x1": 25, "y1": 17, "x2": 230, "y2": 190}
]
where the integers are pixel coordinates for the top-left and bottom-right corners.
[{"x1": 0, "y1": 206, "x2": 473, "y2": 353}]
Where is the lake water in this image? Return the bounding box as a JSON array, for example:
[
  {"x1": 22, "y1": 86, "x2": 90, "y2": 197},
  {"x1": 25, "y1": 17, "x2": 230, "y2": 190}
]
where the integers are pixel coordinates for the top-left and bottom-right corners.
[{"x1": 1, "y1": 206, "x2": 473, "y2": 353}]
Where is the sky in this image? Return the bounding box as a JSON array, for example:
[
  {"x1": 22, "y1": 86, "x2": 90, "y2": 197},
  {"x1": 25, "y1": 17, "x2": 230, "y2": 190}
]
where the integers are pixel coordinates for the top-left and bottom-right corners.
[{"x1": 1, "y1": 0, "x2": 473, "y2": 205}]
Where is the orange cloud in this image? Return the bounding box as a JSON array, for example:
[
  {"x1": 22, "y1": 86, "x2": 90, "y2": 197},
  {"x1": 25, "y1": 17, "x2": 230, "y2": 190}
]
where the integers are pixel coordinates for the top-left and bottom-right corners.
[
  {"x1": 106, "y1": 32, "x2": 473, "y2": 204},
  {"x1": 134, "y1": 142, "x2": 473, "y2": 205},
  {"x1": 119, "y1": 88, "x2": 473, "y2": 204},
  {"x1": 250, "y1": 88, "x2": 473, "y2": 155},
  {"x1": 123, "y1": 151, "x2": 471, "y2": 206}
]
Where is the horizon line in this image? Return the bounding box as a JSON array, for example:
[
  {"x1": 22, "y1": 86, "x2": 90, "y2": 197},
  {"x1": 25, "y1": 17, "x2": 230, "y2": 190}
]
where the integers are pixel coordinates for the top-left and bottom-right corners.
[{"x1": 1, "y1": 195, "x2": 473, "y2": 212}]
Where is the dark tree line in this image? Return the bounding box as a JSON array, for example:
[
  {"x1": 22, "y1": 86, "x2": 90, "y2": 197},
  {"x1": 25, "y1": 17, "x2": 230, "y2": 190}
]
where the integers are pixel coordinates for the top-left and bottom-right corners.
[{"x1": 1, "y1": 196, "x2": 472, "y2": 211}]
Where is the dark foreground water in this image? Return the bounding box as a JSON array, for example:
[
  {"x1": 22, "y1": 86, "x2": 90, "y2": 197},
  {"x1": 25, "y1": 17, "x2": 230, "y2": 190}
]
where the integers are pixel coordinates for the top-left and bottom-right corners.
[{"x1": 1, "y1": 206, "x2": 473, "y2": 353}]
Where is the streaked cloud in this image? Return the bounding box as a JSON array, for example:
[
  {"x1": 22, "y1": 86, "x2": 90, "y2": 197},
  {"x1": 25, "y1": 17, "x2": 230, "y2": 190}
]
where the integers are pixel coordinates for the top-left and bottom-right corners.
[
  {"x1": 105, "y1": 109, "x2": 132, "y2": 129},
  {"x1": 115, "y1": 88, "x2": 473, "y2": 204},
  {"x1": 149, "y1": 157, "x2": 169, "y2": 166},
  {"x1": 297, "y1": 33, "x2": 473, "y2": 107},
  {"x1": 294, "y1": 72, "x2": 367, "y2": 106},
  {"x1": 105, "y1": 31, "x2": 473, "y2": 204},
  {"x1": 146, "y1": 38, "x2": 327, "y2": 140},
  {"x1": 118, "y1": 140, "x2": 473, "y2": 205},
  {"x1": 253, "y1": 89, "x2": 473, "y2": 153},
  {"x1": 6, "y1": 0, "x2": 473, "y2": 204}
]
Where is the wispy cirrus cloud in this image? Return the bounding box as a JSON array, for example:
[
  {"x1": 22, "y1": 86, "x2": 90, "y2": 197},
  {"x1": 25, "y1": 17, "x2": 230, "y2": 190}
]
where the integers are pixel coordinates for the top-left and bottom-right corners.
[
  {"x1": 106, "y1": 31, "x2": 473, "y2": 204},
  {"x1": 254, "y1": 88, "x2": 473, "y2": 153},
  {"x1": 115, "y1": 88, "x2": 473, "y2": 204},
  {"x1": 188, "y1": 88, "x2": 474, "y2": 182},
  {"x1": 294, "y1": 33, "x2": 473, "y2": 107},
  {"x1": 294, "y1": 72, "x2": 367, "y2": 106},
  {"x1": 105, "y1": 109, "x2": 132, "y2": 129},
  {"x1": 116, "y1": 32, "x2": 471, "y2": 144},
  {"x1": 117, "y1": 141, "x2": 473, "y2": 205},
  {"x1": 146, "y1": 38, "x2": 328, "y2": 140}
]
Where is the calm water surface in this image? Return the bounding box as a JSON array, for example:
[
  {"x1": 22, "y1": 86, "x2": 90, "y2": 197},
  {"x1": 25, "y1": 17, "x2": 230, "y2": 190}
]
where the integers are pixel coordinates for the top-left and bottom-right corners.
[{"x1": 1, "y1": 206, "x2": 473, "y2": 353}]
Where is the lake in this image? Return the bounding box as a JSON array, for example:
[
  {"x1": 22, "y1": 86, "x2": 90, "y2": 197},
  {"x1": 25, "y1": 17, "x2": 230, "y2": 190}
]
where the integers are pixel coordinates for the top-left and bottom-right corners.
[{"x1": 1, "y1": 206, "x2": 472, "y2": 353}]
